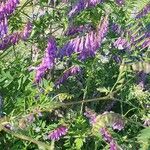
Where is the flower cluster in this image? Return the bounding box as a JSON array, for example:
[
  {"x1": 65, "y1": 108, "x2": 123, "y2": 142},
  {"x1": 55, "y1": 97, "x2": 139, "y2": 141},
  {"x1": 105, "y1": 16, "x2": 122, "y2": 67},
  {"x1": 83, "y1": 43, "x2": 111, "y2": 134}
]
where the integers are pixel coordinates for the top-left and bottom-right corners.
[
  {"x1": 100, "y1": 128, "x2": 118, "y2": 150},
  {"x1": 0, "y1": 16, "x2": 8, "y2": 38},
  {"x1": 35, "y1": 37, "x2": 57, "y2": 83},
  {"x1": 48, "y1": 125, "x2": 68, "y2": 141},
  {"x1": 0, "y1": 0, "x2": 20, "y2": 19},
  {"x1": 102, "y1": 111, "x2": 125, "y2": 131},
  {"x1": 110, "y1": 23, "x2": 122, "y2": 35},
  {"x1": 136, "y1": 3, "x2": 150, "y2": 19},
  {"x1": 55, "y1": 65, "x2": 80, "y2": 87},
  {"x1": 111, "y1": 22, "x2": 150, "y2": 53},
  {"x1": 64, "y1": 24, "x2": 93, "y2": 36},
  {"x1": 97, "y1": 15, "x2": 109, "y2": 47},
  {"x1": 21, "y1": 22, "x2": 32, "y2": 41},
  {"x1": 91, "y1": 111, "x2": 125, "y2": 134},
  {"x1": 0, "y1": 22, "x2": 32, "y2": 51},
  {"x1": 0, "y1": 32, "x2": 20, "y2": 50},
  {"x1": 68, "y1": 0, "x2": 103, "y2": 18},
  {"x1": 60, "y1": 15, "x2": 108, "y2": 60},
  {"x1": 113, "y1": 37, "x2": 130, "y2": 50}
]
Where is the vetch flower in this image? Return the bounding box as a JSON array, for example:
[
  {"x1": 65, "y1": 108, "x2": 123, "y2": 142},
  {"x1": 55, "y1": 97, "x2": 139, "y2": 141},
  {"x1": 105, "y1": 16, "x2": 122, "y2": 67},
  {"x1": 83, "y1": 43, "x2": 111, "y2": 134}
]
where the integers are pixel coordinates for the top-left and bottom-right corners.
[
  {"x1": 64, "y1": 24, "x2": 93, "y2": 36},
  {"x1": 35, "y1": 37, "x2": 57, "y2": 83},
  {"x1": 78, "y1": 31, "x2": 98, "y2": 60},
  {"x1": 0, "y1": 21, "x2": 32, "y2": 51},
  {"x1": 100, "y1": 127, "x2": 113, "y2": 143},
  {"x1": 100, "y1": 128, "x2": 119, "y2": 150},
  {"x1": 59, "y1": 15, "x2": 108, "y2": 60},
  {"x1": 21, "y1": 22, "x2": 32, "y2": 41},
  {"x1": 110, "y1": 141, "x2": 118, "y2": 150},
  {"x1": 113, "y1": 37, "x2": 130, "y2": 50},
  {"x1": 55, "y1": 65, "x2": 80, "y2": 86},
  {"x1": 68, "y1": 0, "x2": 103, "y2": 18},
  {"x1": 0, "y1": 0, "x2": 20, "y2": 20},
  {"x1": 97, "y1": 15, "x2": 109, "y2": 48},
  {"x1": 0, "y1": 32, "x2": 21, "y2": 51},
  {"x1": 112, "y1": 119, "x2": 124, "y2": 131},
  {"x1": 110, "y1": 23, "x2": 122, "y2": 35},
  {"x1": 102, "y1": 111, "x2": 125, "y2": 131},
  {"x1": 92, "y1": 111, "x2": 125, "y2": 136},
  {"x1": 136, "y1": 3, "x2": 150, "y2": 19},
  {"x1": 48, "y1": 125, "x2": 68, "y2": 141},
  {"x1": 0, "y1": 16, "x2": 8, "y2": 38}
]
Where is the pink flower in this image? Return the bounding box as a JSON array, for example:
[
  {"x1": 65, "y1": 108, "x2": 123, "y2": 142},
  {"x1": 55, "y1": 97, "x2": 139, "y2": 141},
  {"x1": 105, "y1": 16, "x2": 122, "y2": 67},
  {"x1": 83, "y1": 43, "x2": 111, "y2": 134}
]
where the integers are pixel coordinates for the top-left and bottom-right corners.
[{"x1": 48, "y1": 126, "x2": 68, "y2": 141}]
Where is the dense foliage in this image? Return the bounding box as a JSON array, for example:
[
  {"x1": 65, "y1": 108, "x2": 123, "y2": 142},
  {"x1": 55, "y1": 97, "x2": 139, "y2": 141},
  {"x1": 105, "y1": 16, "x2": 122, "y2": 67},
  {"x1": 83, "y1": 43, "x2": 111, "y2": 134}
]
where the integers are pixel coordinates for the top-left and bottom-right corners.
[{"x1": 0, "y1": 0, "x2": 150, "y2": 149}]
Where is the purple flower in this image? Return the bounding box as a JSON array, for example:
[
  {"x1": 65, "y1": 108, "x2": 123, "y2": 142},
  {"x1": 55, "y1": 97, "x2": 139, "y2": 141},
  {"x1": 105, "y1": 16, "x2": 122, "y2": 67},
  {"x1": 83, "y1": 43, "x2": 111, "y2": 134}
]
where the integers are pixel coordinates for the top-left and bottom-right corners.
[
  {"x1": 97, "y1": 15, "x2": 109, "y2": 47},
  {"x1": 55, "y1": 65, "x2": 80, "y2": 86},
  {"x1": 110, "y1": 141, "x2": 118, "y2": 150},
  {"x1": 59, "y1": 15, "x2": 108, "y2": 60},
  {"x1": 100, "y1": 128, "x2": 113, "y2": 143},
  {"x1": 136, "y1": 3, "x2": 150, "y2": 19},
  {"x1": 101, "y1": 111, "x2": 125, "y2": 131},
  {"x1": 84, "y1": 107, "x2": 97, "y2": 124},
  {"x1": 115, "y1": 0, "x2": 125, "y2": 6},
  {"x1": 48, "y1": 126, "x2": 68, "y2": 141},
  {"x1": 110, "y1": 23, "x2": 122, "y2": 35},
  {"x1": 78, "y1": 31, "x2": 98, "y2": 60},
  {"x1": 0, "y1": 32, "x2": 21, "y2": 51},
  {"x1": 21, "y1": 22, "x2": 32, "y2": 41},
  {"x1": 35, "y1": 37, "x2": 57, "y2": 83},
  {"x1": 112, "y1": 120, "x2": 124, "y2": 131},
  {"x1": 100, "y1": 128, "x2": 119, "y2": 150},
  {"x1": 0, "y1": 0, "x2": 20, "y2": 20},
  {"x1": 64, "y1": 24, "x2": 93, "y2": 36},
  {"x1": 113, "y1": 37, "x2": 130, "y2": 50},
  {"x1": 0, "y1": 16, "x2": 8, "y2": 38},
  {"x1": 68, "y1": 0, "x2": 103, "y2": 18}
]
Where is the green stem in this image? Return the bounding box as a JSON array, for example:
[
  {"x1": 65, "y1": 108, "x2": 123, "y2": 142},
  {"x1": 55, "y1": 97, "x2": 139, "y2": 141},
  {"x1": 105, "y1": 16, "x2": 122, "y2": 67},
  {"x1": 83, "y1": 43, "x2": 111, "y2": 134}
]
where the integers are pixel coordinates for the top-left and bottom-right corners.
[
  {"x1": 80, "y1": 85, "x2": 88, "y2": 114},
  {"x1": 2, "y1": 126, "x2": 52, "y2": 150}
]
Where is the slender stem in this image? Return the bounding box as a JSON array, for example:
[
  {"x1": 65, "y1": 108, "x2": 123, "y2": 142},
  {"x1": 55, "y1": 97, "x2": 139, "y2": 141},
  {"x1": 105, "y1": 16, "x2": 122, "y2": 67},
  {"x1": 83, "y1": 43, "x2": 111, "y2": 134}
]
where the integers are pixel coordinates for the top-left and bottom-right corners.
[
  {"x1": 15, "y1": 0, "x2": 32, "y2": 17},
  {"x1": 109, "y1": 60, "x2": 126, "y2": 94},
  {"x1": 80, "y1": 85, "x2": 88, "y2": 114},
  {"x1": 63, "y1": 94, "x2": 114, "y2": 107},
  {"x1": 2, "y1": 126, "x2": 51, "y2": 150}
]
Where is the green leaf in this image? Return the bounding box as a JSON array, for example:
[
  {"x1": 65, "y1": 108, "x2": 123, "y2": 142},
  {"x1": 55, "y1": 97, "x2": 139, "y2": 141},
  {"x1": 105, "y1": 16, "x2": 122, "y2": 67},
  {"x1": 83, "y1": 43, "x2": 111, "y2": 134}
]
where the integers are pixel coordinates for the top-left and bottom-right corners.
[
  {"x1": 137, "y1": 127, "x2": 150, "y2": 141},
  {"x1": 75, "y1": 138, "x2": 84, "y2": 150},
  {"x1": 137, "y1": 127, "x2": 150, "y2": 150}
]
